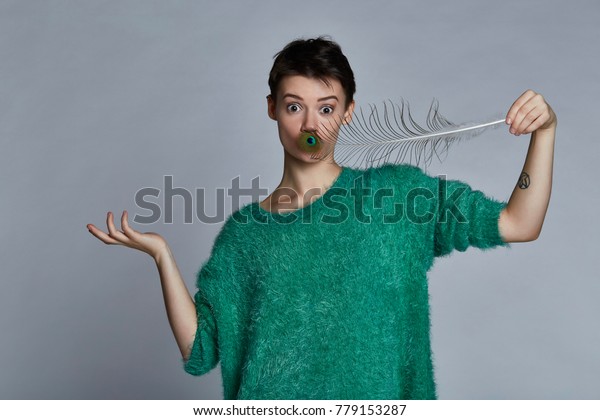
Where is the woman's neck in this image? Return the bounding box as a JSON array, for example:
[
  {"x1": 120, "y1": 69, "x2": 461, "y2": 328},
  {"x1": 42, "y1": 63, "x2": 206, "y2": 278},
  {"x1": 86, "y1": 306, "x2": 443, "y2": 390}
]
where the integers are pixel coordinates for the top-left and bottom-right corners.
[{"x1": 260, "y1": 152, "x2": 342, "y2": 213}]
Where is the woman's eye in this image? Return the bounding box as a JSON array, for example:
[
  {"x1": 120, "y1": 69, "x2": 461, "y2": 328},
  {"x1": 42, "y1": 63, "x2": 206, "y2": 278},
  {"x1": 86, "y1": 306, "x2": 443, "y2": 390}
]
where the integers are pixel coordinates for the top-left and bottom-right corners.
[
  {"x1": 321, "y1": 106, "x2": 334, "y2": 114},
  {"x1": 287, "y1": 104, "x2": 301, "y2": 112}
]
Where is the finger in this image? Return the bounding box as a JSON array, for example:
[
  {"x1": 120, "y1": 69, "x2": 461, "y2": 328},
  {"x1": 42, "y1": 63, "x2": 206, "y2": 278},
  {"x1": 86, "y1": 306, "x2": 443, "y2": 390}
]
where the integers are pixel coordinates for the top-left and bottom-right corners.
[
  {"x1": 106, "y1": 211, "x2": 131, "y2": 244},
  {"x1": 519, "y1": 110, "x2": 550, "y2": 134},
  {"x1": 506, "y1": 90, "x2": 537, "y2": 126},
  {"x1": 506, "y1": 89, "x2": 536, "y2": 122},
  {"x1": 512, "y1": 92, "x2": 548, "y2": 134},
  {"x1": 516, "y1": 104, "x2": 551, "y2": 135},
  {"x1": 513, "y1": 104, "x2": 541, "y2": 135},
  {"x1": 510, "y1": 93, "x2": 545, "y2": 135},
  {"x1": 121, "y1": 210, "x2": 140, "y2": 239},
  {"x1": 87, "y1": 223, "x2": 121, "y2": 245}
]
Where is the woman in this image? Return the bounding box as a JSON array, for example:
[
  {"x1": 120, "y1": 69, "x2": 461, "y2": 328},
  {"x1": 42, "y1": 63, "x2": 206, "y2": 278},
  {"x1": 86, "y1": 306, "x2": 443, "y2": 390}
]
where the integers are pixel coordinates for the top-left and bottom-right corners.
[{"x1": 87, "y1": 37, "x2": 556, "y2": 399}]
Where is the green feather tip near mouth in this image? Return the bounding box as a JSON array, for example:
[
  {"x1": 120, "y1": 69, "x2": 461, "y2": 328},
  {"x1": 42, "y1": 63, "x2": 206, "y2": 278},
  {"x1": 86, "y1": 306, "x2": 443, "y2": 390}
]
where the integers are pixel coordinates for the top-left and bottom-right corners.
[{"x1": 298, "y1": 132, "x2": 322, "y2": 154}]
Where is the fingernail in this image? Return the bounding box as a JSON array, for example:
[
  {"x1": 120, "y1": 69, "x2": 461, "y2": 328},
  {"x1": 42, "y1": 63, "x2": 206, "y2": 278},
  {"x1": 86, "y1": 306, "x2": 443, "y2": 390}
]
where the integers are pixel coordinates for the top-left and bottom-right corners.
[{"x1": 506, "y1": 118, "x2": 512, "y2": 124}]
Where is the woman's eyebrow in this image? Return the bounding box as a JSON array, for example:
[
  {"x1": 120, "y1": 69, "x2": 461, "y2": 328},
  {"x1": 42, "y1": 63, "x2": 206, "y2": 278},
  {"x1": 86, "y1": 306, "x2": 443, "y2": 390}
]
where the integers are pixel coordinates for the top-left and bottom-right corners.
[
  {"x1": 281, "y1": 93, "x2": 339, "y2": 102},
  {"x1": 282, "y1": 93, "x2": 303, "y2": 101},
  {"x1": 318, "y1": 95, "x2": 339, "y2": 102}
]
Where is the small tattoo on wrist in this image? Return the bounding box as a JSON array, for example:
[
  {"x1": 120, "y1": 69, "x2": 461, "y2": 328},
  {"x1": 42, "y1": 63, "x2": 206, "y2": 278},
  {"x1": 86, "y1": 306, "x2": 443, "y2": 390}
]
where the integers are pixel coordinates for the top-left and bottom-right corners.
[{"x1": 518, "y1": 172, "x2": 530, "y2": 189}]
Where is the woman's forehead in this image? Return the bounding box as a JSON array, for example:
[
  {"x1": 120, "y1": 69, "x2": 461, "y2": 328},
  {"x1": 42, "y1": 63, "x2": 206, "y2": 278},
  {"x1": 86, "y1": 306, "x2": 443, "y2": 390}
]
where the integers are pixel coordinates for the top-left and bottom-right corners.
[{"x1": 278, "y1": 75, "x2": 345, "y2": 102}]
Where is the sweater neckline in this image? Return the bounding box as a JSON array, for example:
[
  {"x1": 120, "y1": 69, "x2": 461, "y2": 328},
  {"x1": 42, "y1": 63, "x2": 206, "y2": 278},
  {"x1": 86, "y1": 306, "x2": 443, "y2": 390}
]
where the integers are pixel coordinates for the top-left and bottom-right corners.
[{"x1": 251, "y1": 166, "x2": 352, "y2": 222}]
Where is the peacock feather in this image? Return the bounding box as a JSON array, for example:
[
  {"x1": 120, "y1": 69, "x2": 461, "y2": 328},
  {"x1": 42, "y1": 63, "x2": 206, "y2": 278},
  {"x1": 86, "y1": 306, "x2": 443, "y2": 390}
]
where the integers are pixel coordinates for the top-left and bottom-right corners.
[{"x1": 297, "y1": 99, "x2": 505, "y2": 168}]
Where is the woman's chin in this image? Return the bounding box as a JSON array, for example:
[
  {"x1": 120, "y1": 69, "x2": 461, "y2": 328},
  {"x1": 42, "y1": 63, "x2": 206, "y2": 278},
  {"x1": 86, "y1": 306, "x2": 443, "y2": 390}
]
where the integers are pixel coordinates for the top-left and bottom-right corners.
[{"x1": 282, "y1": 148, "x2": 332, "y2": 165}]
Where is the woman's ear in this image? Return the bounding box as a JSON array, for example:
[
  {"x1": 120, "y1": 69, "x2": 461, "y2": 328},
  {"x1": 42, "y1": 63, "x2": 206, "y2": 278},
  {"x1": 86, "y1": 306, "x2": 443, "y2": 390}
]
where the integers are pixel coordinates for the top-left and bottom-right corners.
[
  {"x1": 267, "y1": 95, "x2": 277, "y2": 121},
  {"x1": 342, "y1": 100, "x2": 355, "y2": 125}
]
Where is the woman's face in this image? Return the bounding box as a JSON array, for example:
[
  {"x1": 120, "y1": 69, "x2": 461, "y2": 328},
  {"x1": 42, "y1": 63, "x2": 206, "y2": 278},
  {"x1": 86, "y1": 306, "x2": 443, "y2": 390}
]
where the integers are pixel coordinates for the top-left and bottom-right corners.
[{"x1": 268, "y1": 75, "x2": 354, "y2": 163}]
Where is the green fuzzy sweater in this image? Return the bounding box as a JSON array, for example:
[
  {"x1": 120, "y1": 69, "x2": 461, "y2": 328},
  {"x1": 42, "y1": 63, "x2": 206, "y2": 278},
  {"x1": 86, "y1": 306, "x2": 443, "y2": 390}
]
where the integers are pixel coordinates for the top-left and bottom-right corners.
[{"x1": 184, "y1": 163, "x2": 507, "y2": 399}]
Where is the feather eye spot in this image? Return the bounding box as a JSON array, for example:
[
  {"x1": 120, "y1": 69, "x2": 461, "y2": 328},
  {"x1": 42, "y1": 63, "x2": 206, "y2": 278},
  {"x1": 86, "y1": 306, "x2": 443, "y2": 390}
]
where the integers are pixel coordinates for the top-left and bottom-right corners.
[{"x1": 298, "y1": 132, "x2": 323, "y2": 154}]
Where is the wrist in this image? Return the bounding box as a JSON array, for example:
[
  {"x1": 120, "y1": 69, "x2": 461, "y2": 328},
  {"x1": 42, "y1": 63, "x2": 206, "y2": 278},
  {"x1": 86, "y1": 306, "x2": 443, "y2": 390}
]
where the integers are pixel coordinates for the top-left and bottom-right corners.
[
  {"x1": 540, "y1": 121, "x2": 557, "y2": 131},
  {"x1": 153, "y1": 244, "x2": 172, "y2": 265},
  {"x1": 538, "y1": 109, "x2": 558, "y2": 133},
  {"x1": 534, "y1": 121, "x2": 557, "y2": 139}
]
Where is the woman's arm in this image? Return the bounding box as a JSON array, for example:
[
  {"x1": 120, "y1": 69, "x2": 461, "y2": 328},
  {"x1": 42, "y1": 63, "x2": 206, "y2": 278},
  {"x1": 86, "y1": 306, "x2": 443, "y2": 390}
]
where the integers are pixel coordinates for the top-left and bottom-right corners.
[
  {"x1": 87, "y1": 211, "x2": 197, "y2": 360},
  {"x1": 498, "y1": 90, "x2": 557, "y2": 242}
]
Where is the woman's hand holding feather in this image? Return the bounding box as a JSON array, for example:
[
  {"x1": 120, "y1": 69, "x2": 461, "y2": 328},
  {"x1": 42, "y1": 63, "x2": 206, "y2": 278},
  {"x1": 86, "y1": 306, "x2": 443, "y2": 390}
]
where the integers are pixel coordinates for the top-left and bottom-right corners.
[{"x1": 505, "y1": 90, "x2": 557, "y2": 136}]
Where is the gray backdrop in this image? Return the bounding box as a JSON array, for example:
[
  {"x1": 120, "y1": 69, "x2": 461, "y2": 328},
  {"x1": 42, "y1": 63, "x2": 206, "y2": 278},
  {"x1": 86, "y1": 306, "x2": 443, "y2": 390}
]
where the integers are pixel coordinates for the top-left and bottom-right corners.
[{"x1": 1, "y1": 0, "x2": 598, "y2": 399}]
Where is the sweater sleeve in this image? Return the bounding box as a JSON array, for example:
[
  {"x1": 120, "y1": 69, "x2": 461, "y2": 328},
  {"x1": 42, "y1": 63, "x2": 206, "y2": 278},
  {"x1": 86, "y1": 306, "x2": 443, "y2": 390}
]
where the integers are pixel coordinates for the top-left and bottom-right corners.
[
  {"x1": 183, "y1": 211, "x2": 244, "y2": 376},
  {"x1": 434, "y1": 176, "x2": 508, "y2": 257},
  {"x1": 183, "y1": 258, "x2": 220, "y2": 376}
]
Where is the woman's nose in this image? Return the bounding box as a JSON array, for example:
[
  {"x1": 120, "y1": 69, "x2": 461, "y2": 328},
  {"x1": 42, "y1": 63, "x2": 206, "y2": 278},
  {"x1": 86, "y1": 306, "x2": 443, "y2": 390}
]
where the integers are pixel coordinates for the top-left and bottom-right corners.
[{"x1": 301, "y1": 112, "x2": 318, "y2": 133}]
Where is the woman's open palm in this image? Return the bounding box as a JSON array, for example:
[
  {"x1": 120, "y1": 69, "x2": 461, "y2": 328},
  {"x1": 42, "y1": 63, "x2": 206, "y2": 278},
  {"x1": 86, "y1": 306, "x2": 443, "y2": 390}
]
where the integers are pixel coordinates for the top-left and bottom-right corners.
[{"x1": 87, "y1": 211, "x2": 167, "y2": 260}]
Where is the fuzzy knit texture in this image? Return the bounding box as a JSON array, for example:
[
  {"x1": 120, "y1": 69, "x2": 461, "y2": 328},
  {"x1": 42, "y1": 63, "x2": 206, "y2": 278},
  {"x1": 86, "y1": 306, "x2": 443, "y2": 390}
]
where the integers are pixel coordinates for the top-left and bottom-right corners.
[{"x1": 183, "y1": 163, "x2": 508, "y2": 399}]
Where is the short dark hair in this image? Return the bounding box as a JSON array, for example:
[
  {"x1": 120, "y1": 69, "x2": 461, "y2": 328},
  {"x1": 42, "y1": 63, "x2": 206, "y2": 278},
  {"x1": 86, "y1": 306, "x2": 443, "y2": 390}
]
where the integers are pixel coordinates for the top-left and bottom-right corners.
[{"x1": 268, "y1": 36, "x2": 356, "y2": 108}]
